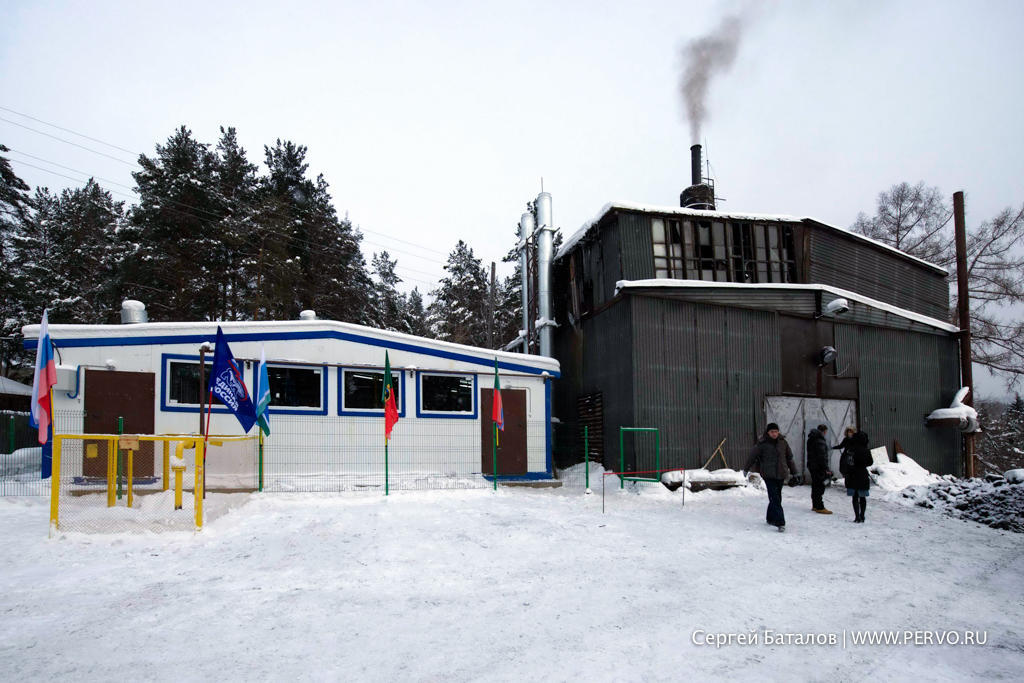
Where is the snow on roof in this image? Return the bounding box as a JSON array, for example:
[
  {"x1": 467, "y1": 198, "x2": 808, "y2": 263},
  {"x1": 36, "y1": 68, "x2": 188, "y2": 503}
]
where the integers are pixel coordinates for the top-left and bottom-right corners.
[
  {"x1": 615, "y1": 279, "x2": 960, "y2": 333},
  {"x1": 556, "y1": 200, "x2": 948, "y2": 275},
  {"x1": 0, "y1": 376, "x2": 33, "y2": 396},
  {"x1": 21, "y1": 318, "x2": 560, "y2": 374}
]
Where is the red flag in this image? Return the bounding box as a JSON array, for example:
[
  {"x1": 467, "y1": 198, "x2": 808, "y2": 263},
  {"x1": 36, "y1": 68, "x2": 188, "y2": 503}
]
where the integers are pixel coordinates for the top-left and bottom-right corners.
[
  {"x1": 382, "y1": 351, "x2": 399, "y2": 443},
  {"x1": 30, "y1": 310, "x2": 57, "y2": 444},
  {"x1": 492, "y1": 358, "x2": 503, "y2": 431}
]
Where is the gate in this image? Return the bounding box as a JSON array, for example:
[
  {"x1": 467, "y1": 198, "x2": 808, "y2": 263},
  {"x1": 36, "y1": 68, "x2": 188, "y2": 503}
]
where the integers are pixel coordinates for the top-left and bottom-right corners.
[{"x1": 764, "y1": 397, "x2": 857, "y2": 476}]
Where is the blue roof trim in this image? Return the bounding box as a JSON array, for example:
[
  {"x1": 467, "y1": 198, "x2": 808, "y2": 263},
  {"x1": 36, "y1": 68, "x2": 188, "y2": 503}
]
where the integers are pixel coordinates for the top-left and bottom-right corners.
[
  {"x1": 483, "y1": 472, "x2": 558, "y2": 482},
  {"x1": 27, "y1": 329, "x2": 560, "y2": 378}
]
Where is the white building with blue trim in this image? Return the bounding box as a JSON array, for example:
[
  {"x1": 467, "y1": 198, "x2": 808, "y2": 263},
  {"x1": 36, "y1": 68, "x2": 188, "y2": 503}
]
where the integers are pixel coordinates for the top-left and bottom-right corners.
[{"x1": 24, "y1": 315, "x2": 560, "y2": 491}]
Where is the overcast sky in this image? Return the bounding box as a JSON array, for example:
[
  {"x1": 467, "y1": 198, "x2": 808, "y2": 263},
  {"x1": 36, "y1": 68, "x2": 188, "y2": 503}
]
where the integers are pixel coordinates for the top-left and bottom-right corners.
[{"x1": 2, "y1": 0, "x2": 1022, "y2": 396}]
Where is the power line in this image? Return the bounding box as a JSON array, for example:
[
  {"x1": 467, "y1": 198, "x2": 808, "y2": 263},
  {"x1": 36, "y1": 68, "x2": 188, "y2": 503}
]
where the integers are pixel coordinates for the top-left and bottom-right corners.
[
  {"x1": 1, "y1": 109, "x2": 454, "y2": 261},
  {"x1": 0, "y1": 105, "x2": 138, "y2": 155},
  {"x1": 0, "y1": 116, "x2": 138, "y2": 166},
  {"x1": 7, "y1": 157, "x2": 443, "y2": 290}
]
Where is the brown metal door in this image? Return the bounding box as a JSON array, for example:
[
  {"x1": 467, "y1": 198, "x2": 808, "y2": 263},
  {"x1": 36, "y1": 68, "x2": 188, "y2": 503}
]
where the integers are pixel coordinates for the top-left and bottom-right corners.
[
  {"x1": 83, "y1": 370, "x2": 155, "y2": 478},
  {"x1": 480, "y1": 388, "x2": 527, "y2": 475}
]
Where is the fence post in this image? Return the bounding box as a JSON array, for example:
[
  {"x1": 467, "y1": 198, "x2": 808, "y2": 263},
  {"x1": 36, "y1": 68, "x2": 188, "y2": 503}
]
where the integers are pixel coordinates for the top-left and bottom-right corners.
[
  {"x1": 116, "y1": 416, "x2": 123, "y2": 500},
  {"x1": 584, "y1": 425, "x2": 590, "y2": 491},
  {"x1": 49, "y1": 435, "x2": 62, "y2": 531},
  {"x1": 8, "y1": 415, "x2": 14, "y2": 455}
]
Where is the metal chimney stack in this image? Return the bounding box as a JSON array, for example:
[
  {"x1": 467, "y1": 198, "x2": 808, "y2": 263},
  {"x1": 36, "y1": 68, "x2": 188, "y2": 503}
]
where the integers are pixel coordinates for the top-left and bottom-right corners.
[
  {"x1": 535, "y1": 191, "x2": 555, "y2": 358},
  {"x1": 519, "y1": 210, "x2": 534, "y2": 353},
  {"x1": 680, "y1": 143, "x2": 716, "y2": 210},
  {"x1": 690, "y1": 144, "x2": 702, "y2": 185}
]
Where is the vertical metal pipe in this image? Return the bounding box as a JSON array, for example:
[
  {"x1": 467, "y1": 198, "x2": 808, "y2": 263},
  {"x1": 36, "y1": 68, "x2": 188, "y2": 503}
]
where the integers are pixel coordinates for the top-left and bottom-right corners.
[
  {"x1": 519, "y1": 211, "x2": 534, "y2": 353},
  {"x1": 535, "y1": 192, "x2": 554, "y2": 357},
  {"x1": 690, "y1": 144, "x2": 702, "y2": 186},
  {"x1": 953, "y1": 190, "x2": 975, "y2": 477}
]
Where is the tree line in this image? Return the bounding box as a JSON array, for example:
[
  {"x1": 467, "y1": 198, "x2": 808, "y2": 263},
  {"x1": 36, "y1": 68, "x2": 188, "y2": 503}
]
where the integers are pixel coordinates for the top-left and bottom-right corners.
[
  {"x1": 0, "y1": 128, "x2": 524, "y2": 378},
  {"x1": 852, "y1": 181, "x2": 1024, "y2": 389}
]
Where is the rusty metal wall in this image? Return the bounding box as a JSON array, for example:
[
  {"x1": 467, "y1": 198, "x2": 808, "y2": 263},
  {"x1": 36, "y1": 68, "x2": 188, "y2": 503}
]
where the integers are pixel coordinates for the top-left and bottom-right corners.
[
  {"x1": 856, "y1": 326, "x2": 962, "y2": 474},
  {"x1": 807, "y1": 225, "x2": 950, "y2": 320},
  {"x1": 630, "y1": 296, "x2": 781, "y2": 471}
]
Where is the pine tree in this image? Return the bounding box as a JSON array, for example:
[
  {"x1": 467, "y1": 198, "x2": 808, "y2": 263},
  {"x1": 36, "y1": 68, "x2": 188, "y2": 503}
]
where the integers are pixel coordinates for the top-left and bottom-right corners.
[
  {"x1": 256, "y1": 140, "x2": 372, "y2": 323},
  {"x1": 428, "y1": 240, "x2": 489, "y2": 346},
  {"x1": 213, "y1": 127, "x2": 260, "y2": 321},
  {"x1": 0, "y1": 144, "x2": 32, "y2": 369},
  {"x1": 11, "y1": 181, "x2": 124, "y2": 327},
  {"x1": 370, "y1": 251, "x2": 407, "y2": 332},
  {"x1": 126, "y1": 126, "x2": 223, "y2": 321},
  {"x1": 405, "y1": 287, "x2": 428, "y2": 337}
]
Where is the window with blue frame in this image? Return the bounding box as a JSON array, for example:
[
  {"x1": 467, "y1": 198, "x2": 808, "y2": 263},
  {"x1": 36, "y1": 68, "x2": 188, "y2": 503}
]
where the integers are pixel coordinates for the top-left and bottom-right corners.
[
  {"x1": 341, "y1": 369, "x2": 402, "y2": 415},
  {"x1": 265, "y1": 365, "x2": 324, "y2": 411},
  {"x1": 419, "y1": 372, "x2": 474, "y2": 416},
  {"x1": 166, "y1": 358, "x2": 222, "y2": 407}
]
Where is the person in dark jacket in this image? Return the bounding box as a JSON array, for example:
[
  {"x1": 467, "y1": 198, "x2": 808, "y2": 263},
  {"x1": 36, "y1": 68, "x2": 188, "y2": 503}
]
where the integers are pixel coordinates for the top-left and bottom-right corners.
[
  {"x1": 806, "y1": 424, "x2": 833, "y2": 514},
  {"x1": 744, "y1": 423, "x2": 799, "y2": 532},
  {"x1": 832, "y1": 427, "x2": 856, "y2": 460},
  {"x1": 841, "y1": 431, "x2": 873, "y2": 523}
]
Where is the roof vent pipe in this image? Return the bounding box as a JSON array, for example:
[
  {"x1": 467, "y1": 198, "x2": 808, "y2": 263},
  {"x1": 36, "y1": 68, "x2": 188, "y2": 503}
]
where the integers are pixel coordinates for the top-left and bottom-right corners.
[
  {"x1": 519, "y1": 210, "x2": 535, "y2": 354},
  {"x1": 121, "y1": 300, "x2": 148, "y2": 324},
  {"x1": 535, "y1": 191, "x2": 555, "y2": 358},
  {"x1": 299, "y1": 310, "x2": 317, "y2": 321}
]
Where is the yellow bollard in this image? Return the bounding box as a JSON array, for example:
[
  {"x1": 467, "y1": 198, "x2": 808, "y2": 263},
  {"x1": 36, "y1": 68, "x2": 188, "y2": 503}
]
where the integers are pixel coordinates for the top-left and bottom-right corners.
[
  {"x1": 106, "y1": 437, "x2": 116, "y2": 507},
  {"x1": 49, "y1": 436, "x2": 63, "y2": 530},
  {"x1": 162, "y1": 440, "x2": 170, "y2": 492},
  {"x1": 126, "y1": 449, "x2": 134, "y2": 508},
  {"x1": 195, "y1": 440, "x2": 205, "y2": 530},
  {"x1": 172, "y1": 465, "x2": 185, "y2": 510}
]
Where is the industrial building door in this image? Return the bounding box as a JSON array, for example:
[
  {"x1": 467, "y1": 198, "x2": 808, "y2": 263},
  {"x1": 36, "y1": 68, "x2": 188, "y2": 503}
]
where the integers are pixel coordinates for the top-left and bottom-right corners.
[
  {"x1": 83, "y1": 370, "x2": 156, "y2": 478},
  {"x1": 480, "y1": 389, "x2": 527, "y2": 476},
  {"x1": 764, "y1": 397, "x2": 857, "y2": 477}
]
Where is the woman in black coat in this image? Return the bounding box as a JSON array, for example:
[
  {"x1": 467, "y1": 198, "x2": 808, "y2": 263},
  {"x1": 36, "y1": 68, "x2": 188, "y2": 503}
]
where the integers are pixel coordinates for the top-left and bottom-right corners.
[{"x1": 841, "y1": 431, "x2": 873, "y2": 523}]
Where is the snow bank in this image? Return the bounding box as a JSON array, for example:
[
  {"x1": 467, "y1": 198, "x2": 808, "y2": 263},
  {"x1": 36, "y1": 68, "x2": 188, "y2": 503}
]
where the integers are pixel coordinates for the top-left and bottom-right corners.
[
  {"x1": 661, "y1": 468, "x2": 748, "y2": 486},
  {"x1": 1005, "y1": 469, "x2": 1024, "y2": 484},
  {"x1": 871, "y1": 453, "x2": 944, "y2": 491},
  {"x1": 0, "y1": 447, "x2": 41, "y2": 477},
  {"x1": 901, "y1": 476, "x2": 1024, "y2": 533}
]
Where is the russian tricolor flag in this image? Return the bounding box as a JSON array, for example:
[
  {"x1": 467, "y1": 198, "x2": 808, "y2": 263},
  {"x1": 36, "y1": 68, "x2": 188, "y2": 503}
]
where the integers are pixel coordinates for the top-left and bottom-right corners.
[{"x1": 29, "y1": 310, "x2": 57, "y2": 445}]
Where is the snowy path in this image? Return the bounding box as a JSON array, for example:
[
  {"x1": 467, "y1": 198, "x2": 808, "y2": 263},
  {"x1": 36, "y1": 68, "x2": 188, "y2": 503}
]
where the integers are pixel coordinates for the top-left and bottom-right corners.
[{"x1": 1, "y1": 484, "x2": 1021, "y2": 682}]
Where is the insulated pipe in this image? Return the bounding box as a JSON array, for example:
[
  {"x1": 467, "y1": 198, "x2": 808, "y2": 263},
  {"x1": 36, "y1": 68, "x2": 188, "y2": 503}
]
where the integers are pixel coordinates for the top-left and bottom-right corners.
[
  {"x1": 535, "y1": 192, "x2": 554, "y2": 358},
  {"x1": 519, "y1": 211, "x2": 535, "y2": 354}
]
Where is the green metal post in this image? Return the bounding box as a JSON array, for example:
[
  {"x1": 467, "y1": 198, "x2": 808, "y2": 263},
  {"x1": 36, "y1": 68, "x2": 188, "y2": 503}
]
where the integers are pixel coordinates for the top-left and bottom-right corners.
[
  {"x1": 584, "y1": 425, "x2": 590, "y2": 490},
  {"x1": 493, "y1": 423, "x2": 497, "y2": 492},
  {"x1": 8, "y1": 415, "x2": 14, "y2": 455},
  {"x1": 619, "y1": 428, "x2": 624, "y2": 489},
  {"x1": 258, "y1": 431, "x2": 264, "y2": 492},
  {"x1": 116, "y1": 416, "x2": 123, "y2": 500}
]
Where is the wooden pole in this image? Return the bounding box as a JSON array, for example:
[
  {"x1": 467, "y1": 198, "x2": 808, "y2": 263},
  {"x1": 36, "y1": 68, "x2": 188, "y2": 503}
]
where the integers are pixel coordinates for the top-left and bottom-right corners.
[{"x1": 953, "y1": 191, "x2": 976, "y2": 478}]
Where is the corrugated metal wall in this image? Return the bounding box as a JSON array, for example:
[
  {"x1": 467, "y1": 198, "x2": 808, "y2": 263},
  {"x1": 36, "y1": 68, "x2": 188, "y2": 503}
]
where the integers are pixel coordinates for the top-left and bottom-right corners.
[
  {"x1": 616, "y1": 211, "x2": 655, "y2": 282},
  {"x1": 630, "y1": 296, "x2": 781, "y2": 471},
  {"x1": 855, "y1": 326, "x2": 961, "y2": 474},
  {"x1": 808, "y1": 227, "x2": 949, "y2": 320}
]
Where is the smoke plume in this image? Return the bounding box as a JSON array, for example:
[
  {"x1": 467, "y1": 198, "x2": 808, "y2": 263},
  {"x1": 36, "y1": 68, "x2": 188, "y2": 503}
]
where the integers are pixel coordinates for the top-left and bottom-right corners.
[{"x1": 680, "y1": 14, "x2": 745, "y2": 143}]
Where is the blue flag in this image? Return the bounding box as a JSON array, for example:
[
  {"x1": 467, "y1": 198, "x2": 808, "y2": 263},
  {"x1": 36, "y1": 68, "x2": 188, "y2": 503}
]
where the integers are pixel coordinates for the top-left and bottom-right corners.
[
  {"x1": 255, "y1": 344, "x2": 271, "y2": 436},
  {"x1": 209, "y1": 327, "x2": 258, "y2": 433}
]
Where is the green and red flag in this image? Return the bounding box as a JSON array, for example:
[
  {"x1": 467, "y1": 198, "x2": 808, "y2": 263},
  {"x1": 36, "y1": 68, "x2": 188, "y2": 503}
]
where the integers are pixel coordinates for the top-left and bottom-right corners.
[
  {"x1": 382, "y1": 351, "x2": 399, "y2": 444},
  {"x1": 492, "y1": 358, "x2": 504, "y2": 432}
]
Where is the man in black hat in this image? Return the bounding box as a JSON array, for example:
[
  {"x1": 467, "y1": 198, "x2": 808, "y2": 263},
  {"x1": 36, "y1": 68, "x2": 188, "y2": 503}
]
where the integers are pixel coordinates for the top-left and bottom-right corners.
[
  {"x1": 806, "y1": 424, "x2": 833, "y2": 514},
  {"x1": 744, "y1": 423, "x2": 800, "y2": 532}
]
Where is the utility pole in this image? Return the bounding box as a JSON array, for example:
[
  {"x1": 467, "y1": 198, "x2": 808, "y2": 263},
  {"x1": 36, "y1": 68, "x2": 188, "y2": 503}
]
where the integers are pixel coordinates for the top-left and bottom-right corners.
[
  {"x1": 953, "y1": 190, "x2": 975, "y2": 478},
  {"x1": 488, "y1": 261, "x2": 496, "y2": 348}
]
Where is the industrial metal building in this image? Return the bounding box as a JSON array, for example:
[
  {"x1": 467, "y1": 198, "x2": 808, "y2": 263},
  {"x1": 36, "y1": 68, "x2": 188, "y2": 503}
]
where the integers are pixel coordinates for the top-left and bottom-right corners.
[{"x1": 550, "y1": 146, "x2": 964, "y2": 476}]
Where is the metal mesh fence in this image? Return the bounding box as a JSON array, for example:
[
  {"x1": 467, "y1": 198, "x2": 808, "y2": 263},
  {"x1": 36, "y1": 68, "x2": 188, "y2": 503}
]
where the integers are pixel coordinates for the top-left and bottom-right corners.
[{"x1": 261, "y1": 415, "x2": 549, "y2": 492}]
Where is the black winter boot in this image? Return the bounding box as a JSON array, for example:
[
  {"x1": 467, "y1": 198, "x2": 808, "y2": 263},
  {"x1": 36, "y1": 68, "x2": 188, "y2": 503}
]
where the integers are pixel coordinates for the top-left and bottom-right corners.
[
  {"x1": 852, "y1": 496, "x2": 861, "y2": 522},
  {"x1": 859, "y1": 497, "x2": 867, "y2": 523}
]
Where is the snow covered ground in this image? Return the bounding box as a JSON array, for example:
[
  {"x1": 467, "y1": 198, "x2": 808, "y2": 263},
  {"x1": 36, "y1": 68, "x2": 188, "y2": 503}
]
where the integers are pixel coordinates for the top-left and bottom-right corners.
[{"x1": 1, "y1": 476, "x2": 1022, "y2": 681}]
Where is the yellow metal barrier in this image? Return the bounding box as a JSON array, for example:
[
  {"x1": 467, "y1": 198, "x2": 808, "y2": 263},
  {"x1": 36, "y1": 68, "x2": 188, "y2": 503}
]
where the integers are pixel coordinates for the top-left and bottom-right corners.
[{"x1": 49, "y1": 433, "x2": 256, "y2": 534}]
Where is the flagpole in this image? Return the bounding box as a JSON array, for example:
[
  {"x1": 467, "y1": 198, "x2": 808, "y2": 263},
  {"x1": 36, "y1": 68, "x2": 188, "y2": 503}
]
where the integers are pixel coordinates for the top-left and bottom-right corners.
[
  {"x1": 492, "y1": 423, "x2": 497, "y2": 492},
  {"x1": 385, "y1": 437, "x2": 389, "y2": 496}
]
